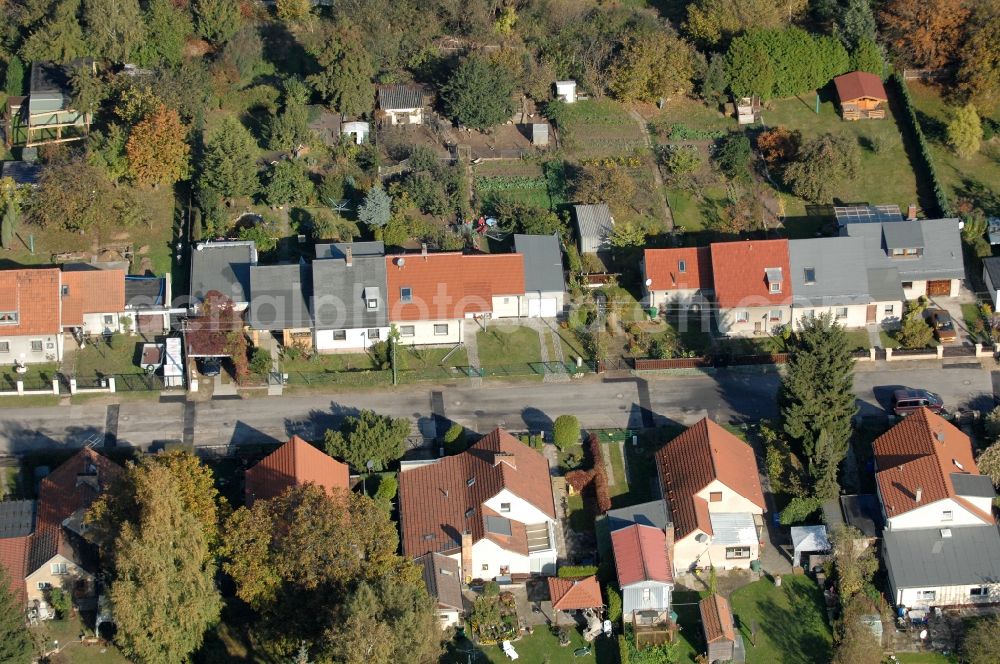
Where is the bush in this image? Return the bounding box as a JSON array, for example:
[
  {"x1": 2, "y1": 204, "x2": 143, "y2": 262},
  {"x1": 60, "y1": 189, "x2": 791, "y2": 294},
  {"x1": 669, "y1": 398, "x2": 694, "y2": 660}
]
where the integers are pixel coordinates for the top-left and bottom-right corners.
[
  {"x1": 373, "y1": 475, "x2": 398, "y2": 503},
  {"x1": 618, "y1": 635, "x2": 630, "y2": 664},
  {"x1": 565, "y1": 469, "x2": 594, "y2": 494},
  {"x1": 589, "y1": 433, "x2": 611, "y2": 514},
  {"x1": 715, "y1": 132, "x2": 752, "y2": 182},
  {"x1": 985, "y1": 406, "x2": 1000, "y2": 442},
  {"x1": 557, "y1": 565, "x2": 599, "y2": 579},
  {"x1": 48, "y1": 587, "x2": 71, "y2": 618},
  {"x1": 779, "y1": 496, "x2": 823, "y2": 525},
  {"x1": 553, "y1": 415, "x2": 580, "y2": 451},
  {"x1": 249, "y1": 348, "x2": 271, "y2": 376},
  {"x1": 443, "y1": 423, "x2": 466, "y2": 455},
  {"x1": 607, "y1": 586, "x2": 622, "y2": 622}
]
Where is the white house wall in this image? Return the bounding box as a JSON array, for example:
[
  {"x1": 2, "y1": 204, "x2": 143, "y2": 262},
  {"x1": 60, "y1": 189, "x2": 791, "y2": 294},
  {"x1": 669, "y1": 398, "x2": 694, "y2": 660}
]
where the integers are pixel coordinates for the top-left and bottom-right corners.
[
  {"x1": 883, "y1": 497, "x2": 989, "y2": 531},
  {"x1": 483, "y1": 488, "x2": 555, "y2": 526},
  {"x1": 469, "y1": 538, "x2": 532, "y2": 578},
  {"x1": 315, "y1": 327, "x2": 389, "y2": 352},
  {"x1": 0, "y1": 334, "x2": 63, "y2": 363},
  {"x1": 895, "y1": 582, "x2": 1000, "y2": 610},
  {"x1": 396, "y1": 319, "x2": 463, "y2": 346},
  {"x1": 696, "y1": 480, "x2": 763, "y2": 515},
  {"x1": 491, "y1": 295, "x2": 522, "y2": 318},
  {"x1": 648, "y1": 289, "x2": 710, "y2": 310},
  {"x1": 81, "y1": 312, "x2": 121, "y2": 336},
  {"x1": 716, "y1": 305, "x2": 792, "y2": 337},
  {"x1": 673, "y1": 531, "x2": 759, "y2": 574},
  {"x1": 902, "y1": 279, "x2": 960, "y2": 300}
]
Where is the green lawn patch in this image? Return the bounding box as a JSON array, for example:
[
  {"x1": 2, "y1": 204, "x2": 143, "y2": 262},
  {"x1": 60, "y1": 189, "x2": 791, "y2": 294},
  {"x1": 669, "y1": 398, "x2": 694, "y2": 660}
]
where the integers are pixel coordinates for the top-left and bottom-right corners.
[
  {"x1": 33, "y1": 613, "x2": 131, "y2": 664},
  {"x1": 281, "y1": 352, "x2": 375, "y2": 373},
  {"x1": 879, "y1": 330, "x2": 901, "y2": 348},
  {"x1": 895, "y1": 654, "x2": 959, "y2": 664},
  {"x1": 605, "y1": 441, "x2": 627, "y2": 499},
  {"x1": 729, "y1": 575, "x2": 832, "y2": 664},
  {"x1": 961, "y1": 302, "x2": 987, "y2": 342},
  {"x1": 671, "y1": 589, "x2": 708, "y2": 661},
  {"x1": 666, "y1": 186, "x2": 728, "y2": 234},
  {"x1": 551, "y1": 99, "x2": 645, "y2": 160},
  {"x1": 0, "y1": 362, "x2": 59, "y2": 391},
  {"x1": 444, "y1": 628, "x2": 607, "y2": 664},
  {"x1": 843, "y1": 328, "x2": 872, "y2": 352},
  {"x1": 477, "y1": 326, "x2": 542, "y2": 367},
  {"x1": 73, "y1": 335, "x2": 148, "y2": 377}
]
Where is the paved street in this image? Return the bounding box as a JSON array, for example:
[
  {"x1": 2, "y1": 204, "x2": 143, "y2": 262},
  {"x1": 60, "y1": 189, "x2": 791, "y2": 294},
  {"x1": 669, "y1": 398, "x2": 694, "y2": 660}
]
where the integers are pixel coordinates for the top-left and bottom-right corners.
[{"x1": 0, "y1": 361, "x2": 993, "y2": 454}]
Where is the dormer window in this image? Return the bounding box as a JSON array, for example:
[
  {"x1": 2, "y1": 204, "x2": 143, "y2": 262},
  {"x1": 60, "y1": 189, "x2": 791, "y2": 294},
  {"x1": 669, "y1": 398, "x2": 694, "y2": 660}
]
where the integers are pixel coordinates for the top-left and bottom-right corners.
[
  {"x1": 770, "y1": 282, "x2": 781, "y2": 293},
  {"x1": 891, "y1": 247, "x2": 922, "y2": 257},
  {"x1": 803, "y1": 267, "x2": 815, "y2": 284},
  {"x1": 400, "y1": 287, "x2": 412, "y2": 303},
  {"x1": 61, "y1": 285, "x2": 70, "y2": 296},
  {"x1": 765, "y1": 267, "x2": 782, "y2": 294},
  {"x1": 0, "y1": 311, "x2": 18, "y2": 325},
  {"x1": 678, "y1": 260, "x2": 686, "y2": 273},
  {"x1": 364, "y1": 286, "x2": 381, "y2": 310},
  {"x1": 367, "y1": 298, "x2": 378, "y2": 310}
]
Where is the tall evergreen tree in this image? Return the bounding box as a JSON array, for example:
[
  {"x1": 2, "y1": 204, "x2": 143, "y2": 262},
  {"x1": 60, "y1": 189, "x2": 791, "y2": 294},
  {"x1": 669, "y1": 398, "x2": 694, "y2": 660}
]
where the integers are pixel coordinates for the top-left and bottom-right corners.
[
  {"x1": 83, "y1": 0, "x2": 146, "y2": 63},
  {"x1": 199, "y1": 117, "x2": 260, "y2": 201},
  {"x1": 140, "y1": 0, "x2": 194, "y2": 67},
  {"x1": 194, "y1": 0, "x2": 242, "y2": 45},
  {"x1": 306, "y1": 27, "x2": 374, "y2": 118},
  {"x1": 836, "y1": 0, "x2": 877, "y2": 50},
  {"x1": 441, "y1": 55, "x2": 515, "y2": 131},
  {"x1": 779, "y1": 314, "x2": 856, "y2": 499},
  {"x1": 108, "y1": 464, "x2": 222, "y2": 664},
  {"x1": 0, "y1": 569, "x2": 32, "y2": 664},
  {"x1": 20, "y1": 0, "x2": 88, "y2": 63}
]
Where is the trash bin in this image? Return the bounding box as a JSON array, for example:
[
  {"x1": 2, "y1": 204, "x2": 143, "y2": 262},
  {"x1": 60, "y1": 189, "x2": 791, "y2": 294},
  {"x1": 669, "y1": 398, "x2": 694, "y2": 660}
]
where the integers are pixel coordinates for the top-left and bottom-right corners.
[{"x1": 750, "y1": 560, "x2": 761, "y2": 573}]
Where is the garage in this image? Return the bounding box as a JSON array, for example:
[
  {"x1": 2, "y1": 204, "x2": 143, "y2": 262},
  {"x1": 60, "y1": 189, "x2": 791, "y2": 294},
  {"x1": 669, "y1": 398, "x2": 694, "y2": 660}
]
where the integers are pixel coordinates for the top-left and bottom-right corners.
[
  {"x1": 927, "y1": 280, "x2": 952, "y2": 297},
  {"x1": 527, "y1": 297, "x2": 558, "y2": 318}
]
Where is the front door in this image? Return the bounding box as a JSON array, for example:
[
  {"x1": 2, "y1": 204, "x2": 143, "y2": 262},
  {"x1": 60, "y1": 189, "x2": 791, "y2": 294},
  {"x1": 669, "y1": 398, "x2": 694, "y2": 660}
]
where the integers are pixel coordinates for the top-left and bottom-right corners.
[
  {"x1": 866, "y1": 304, "x2": 877, "y2": 323},
  {"x1": 754, "y1": 321, "x2": 762, "y2": 334}
]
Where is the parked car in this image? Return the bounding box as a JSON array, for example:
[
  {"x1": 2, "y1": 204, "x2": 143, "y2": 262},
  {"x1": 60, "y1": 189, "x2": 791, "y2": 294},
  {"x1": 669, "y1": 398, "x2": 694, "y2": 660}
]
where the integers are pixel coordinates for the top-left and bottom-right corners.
[
  {"x1": 197, "y1": 358, "x2": 222, "y2": 377},
  {"x1": 929, "y1": 309, "x2": 957, "y2": 342},
  {"x1": 891, "y1": 389, "x2": 946, "y2": 417}
]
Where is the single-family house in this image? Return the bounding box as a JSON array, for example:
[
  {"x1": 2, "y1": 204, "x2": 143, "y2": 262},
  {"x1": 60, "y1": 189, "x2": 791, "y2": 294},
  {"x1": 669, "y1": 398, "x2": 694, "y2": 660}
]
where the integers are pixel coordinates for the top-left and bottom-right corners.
[
  {"x1": 788, "y1": 237, "x2": 903, "y2": 328},
  {"x1": 573, "y1": 204, "x2": 614, "y2": 255},
  {"x1": 244, "y1": 435, "x2": 350, "y2": 505},
  {"x1": 0, "y1": 500, "x2": 35, "y2": 606},
  {"x1": 843, "y1": 218, "x2": 964, "y2": 299},
  {"x1": 385, "y1": 250, "x2": 525, "y2": 346},
  {"x1": 25, "y1": 448, "x2": 122, "y2": 610},
  {"x1": 312, "y1": 242, "x2": 390, "y2": 351},
  {"x1": 656, "y1": 419, "x2": 766, "y2": 574},
  {"x1": 982, "y1": 256, "x2": 1000, "y2": 310},
  {"x1": 124, "y1": 274, "x2": 173, "y2": 334},
  {"x1": 710, "y1": 239, "x2": 793, "y2": 336},
  {"x1": 0, "y1": 267, "x2": 63, "y2": 363},
  {"x1": 416, "y1": 551, "x2": 464, "y2": 629},
  {"x1": 378, "y1": 85, "x2": 424, "y2": 126},
  {"x1": 1, "y1": 160, "x2": 42, "y2": 186},
  {"x1": 60, "y1": 267, "x2": 127, "y2": 337},
  {"x1": 188, "y1": 241, "x2": 257, "y2": 312},
  {"x1": 247, "y1": 263, "x2": 313, "y2": 349},
  {"x1": 610, "y1": 523, "x2": 673, "y2": 624},
  {"x1": 642, "y1": 247, "x2": 714, "y2": 311},
  {"x1": 873, "y1": 409, "x2": 1000, "y2": 609},
  {"x1": 833, "y1": 71, "x2": 888, "y2": 121},
  {"x1": 699, "y1": 594, "x2": 743, "y2": 663},
  {"x1": 514, "y1": 234, "x2": 565, "y2": 318},
  {"x1": 397, "y1": 428, "x2": 558, "y2": 580}
]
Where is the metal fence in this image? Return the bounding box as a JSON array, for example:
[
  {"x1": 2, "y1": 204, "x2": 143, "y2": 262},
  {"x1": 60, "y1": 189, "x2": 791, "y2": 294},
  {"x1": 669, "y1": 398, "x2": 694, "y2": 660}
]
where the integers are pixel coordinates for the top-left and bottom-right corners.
[{"x1": 115, "y1": 373, "x2": 165, "y2": 391}]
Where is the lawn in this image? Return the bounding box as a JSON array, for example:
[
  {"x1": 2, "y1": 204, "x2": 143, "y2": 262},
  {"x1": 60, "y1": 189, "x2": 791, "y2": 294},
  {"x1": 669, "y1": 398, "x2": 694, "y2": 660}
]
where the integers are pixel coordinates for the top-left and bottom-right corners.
[
  {"x1": 477, "y1": 325, "x2": 542, "y2": 367},
  {"x1": 443, "y1": 628, "x2": 614, "y2": 664},
  {"x1": 729, "y1": 575, "x2": 833, "y2": 664},
  {"x1": 33, "y1": 613, "x2": 131, "y2": 664},
  {"x1": 281, "y1": 351, "x2": 376, "y2": 373},
  {"x1": 72, "y1": 334, "x2": 150, "y2": 377},
  {"x1": 843, "y1": 328, "x2": 872, "y2": 351},
  {"x1": 0, "y1": 362, "x2": 59, "y2": 391},
  {"x1": 895, "y1": 654, "x2": 959, "y2": 664},
  {"x1": 908, "y1": 81, "x2": 1000, "y2": 216},
  {"x1": 666, "y1": 186, "x2": 728, "y2": 234},
  {"x1": 961, "y1": 302, "x2": 987, "y2": 342}
]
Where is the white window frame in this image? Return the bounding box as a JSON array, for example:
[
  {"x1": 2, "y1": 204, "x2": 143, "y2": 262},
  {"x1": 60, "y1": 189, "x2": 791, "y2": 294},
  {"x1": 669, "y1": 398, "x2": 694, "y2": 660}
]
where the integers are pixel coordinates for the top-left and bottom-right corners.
[
  {"x1": 884, "y1": 304, "x2": 895, "y2": 316},
  {"x1": 725, "y1": 546, "x2": 751, "y2": 560},
  {"x1": 400, "y1": 325, "x2": 415, "y2": 337},
  {"x1": 367, "y1": 328, "x2": 380, "y2": 340},
  {"x1": 500, "y1": 502, "x2": 511, "y2": 513},
  {"x1": 0, "y1": 311, "x2": 18, "y2": 325},
  {"x1": 678, "y1": 260, "x2": 687, "y2": 273},
  {"x1": 367, "y1": 298, "x2": 379, "y2": 310},
  {"x1": 103, "y1": 314, "x2": 114, "y2": 325},
  {"x1": 736, "y1": 311, "x2": 750, "y2": 323},
  {"x1": 801, "y1": 310, "x2": 815, "y2": 320},
  {"x1": 30, "y1": 340, "x2": 43, "y2": 352},
  {"x1": 433, "y1": 324, "x2": 449, "y2": 336},
  {"x1": 970, "y1": 587, "x2": 987, "y2": 597},
  {"x1": 400, "y1": 287, "x2": 413, "y2": 303},
  {"x1": 481, "y1": 563, "x2": 489, "y2": 571},
  {"x1": 50, "y1": 562, "x2": 68, "y2": 575},
  {"x1": 942, "y1": 510, "x2": 953, "y2": 521},
  {"x1": 642, "y1": 588, "x2": 652, "y2": 602},
  {"x1": 770, "y1": 282, "x2": 781, "y2": 293},
  {"x1": 0, "y1": 341, "x2": 8, "y2": 353},
  {"x1": 769, "y1": 310, "x2": 783, "y2": 322},
  {"x1": 917, "y1": 590, "x2": 936, "y2": 601},
  {"x1": 835, "y1": 307, "x2": 848, "y2": 319},
  {"x1": 332, "y1": 330, "x2": 347, "y2": 341}
]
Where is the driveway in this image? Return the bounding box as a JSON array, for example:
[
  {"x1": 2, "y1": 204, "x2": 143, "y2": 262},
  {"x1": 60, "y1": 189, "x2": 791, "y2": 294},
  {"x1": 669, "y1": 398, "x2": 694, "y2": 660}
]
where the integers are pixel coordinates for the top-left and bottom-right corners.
[{"x1": 928, "y1": 285, "x2": 979, "y2": 346}]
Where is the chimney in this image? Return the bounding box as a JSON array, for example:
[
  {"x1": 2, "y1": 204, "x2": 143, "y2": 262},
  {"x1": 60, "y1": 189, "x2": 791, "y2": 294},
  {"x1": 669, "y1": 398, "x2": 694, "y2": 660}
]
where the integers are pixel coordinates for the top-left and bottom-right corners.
[
  {"x1": 461, "y1": 530, "x2": 473, "y2": 583},
  {"x1": 493, "y1": 451, "x2": 516, "y2": 470},
  {"x1": 345, "y1": 246, "x2": 353, "y2": 267},
  {"x1": 421, "y1": 243, "x2": 428, "y2": 258},
  {"x1": 915, "y1": 486, "x2": 923, "y2": 503},
  {"x1": 907, "y1": 204, "x2": 917, "y2": 221}
]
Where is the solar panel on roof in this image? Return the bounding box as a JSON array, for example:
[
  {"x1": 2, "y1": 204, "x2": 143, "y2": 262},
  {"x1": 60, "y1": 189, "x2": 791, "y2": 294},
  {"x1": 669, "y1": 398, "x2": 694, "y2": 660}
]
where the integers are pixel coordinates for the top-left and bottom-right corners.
[{"x1": 834, "y1": 205, "x2": 904, "y2": 225}]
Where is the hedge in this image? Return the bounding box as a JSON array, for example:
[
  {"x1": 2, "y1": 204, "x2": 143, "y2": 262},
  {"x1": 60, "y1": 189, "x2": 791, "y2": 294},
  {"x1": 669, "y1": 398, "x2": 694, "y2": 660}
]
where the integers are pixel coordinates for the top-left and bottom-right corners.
[
  {"x1": 618, "y1": 635, "x2": 630, "y2": 664},
  {"x1": 589, "y1": 433, "x2": 612, "y2": 514},
  {"x1": 890, "y1": 73, "x2": 952, "y2": 218},
  {"x1": 557, "y1": 565, "x2": 599, "y2": 578}
]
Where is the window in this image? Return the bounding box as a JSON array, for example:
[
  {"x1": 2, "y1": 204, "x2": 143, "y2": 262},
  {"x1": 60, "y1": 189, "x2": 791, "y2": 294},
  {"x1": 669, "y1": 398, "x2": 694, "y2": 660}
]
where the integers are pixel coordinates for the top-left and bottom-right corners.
[
  {"x1": 50, "y1": 563, "x2": 68, "y2": 575},
  {"x1": 103, "y1": 315, "x2": 114, "y2": 325},
  {"x1": 0, "y1": 342, "x2": 8, "y2": 353},
  {"x1": 61, "y1": 285, "x2": 69, "y2": 296},
  {"x1": 769, "y1": 310, "x2": 783, "y2": 322},
  {"x1": 942, "y1": 510, "x2": 953, "y2": 521},
  {"x1": 400, "y1": 287, "x2": 413, "y2": 303},
  {"x1": 801, "y1": 310, "x2": 815, "y2": 320},
  {"x1": 917, "y1": 590, "x2": 936, "y2": 601},
  {"x1": 503, "y1": 297, "x2": 510, "y2": 304},
  {"x1": 500, "y1": 503, "x2": 511, "y2": 513},
  {"x1": 770, "y1": 282, "x2": 781, "y2": 293},
  {"x1": 434, "y1": 324, "x2": 449, "y2": 336},
  {"x1": 367, "y1": 298, "x2": 379, "y2": 310},
  {"x1": 439, "y1": 614, "x2": 450, "y2": 620},
  {"x1": 367, "y1": 328, "x2": 380, "y2": 340},
  {"x1": 803, "y1": 267, "x2": 816, "y2": 284},
  {"x1": 37, "y1": 582, "x2": 51, "y2": 590},
  {"x1": 678, "y1": 260, "x2": 687, "y2": 273},
  {"x1": 400, "y1": 325, "x2": 415, "y2": 337},
  {"x1": 642, "y1": 589, "x2": 652, "y2": 602},
  {"x1": 884, "y1": 304, "x2": 895, "y2": 316},
  {"x1": 970, "y1": 587, "x2": 987, "y2": 597},
  {"x1": 725, "y1": 546, "x2": 751, "y2": 560},
  {"x1": 30, "y1": 340, "x2": 43, "y2": 352},
  {"x1": 901, "y1": 281, "x2": 913, "y2": 289},
  {"x1": 481, "y1": 564, "x2": 489, "y2": 571},
  {"x1": 835, "y1": 307, "x2": 848, "y2": 319},
  {"x1": 891, "y1": 247, "x2": 921, "y2": 257},
  {"x1": 0, "y1": 311, "x2": 18, "y2": 324},
  {"x1": 332, "y1": 330, "x2": 347, "y2": 341},
  {"x1": 736, "y1": 311, "x2": 750, "y2": 323},
  {"x1": 709, "y1": 491, "x2": 722, "y2": 502}
]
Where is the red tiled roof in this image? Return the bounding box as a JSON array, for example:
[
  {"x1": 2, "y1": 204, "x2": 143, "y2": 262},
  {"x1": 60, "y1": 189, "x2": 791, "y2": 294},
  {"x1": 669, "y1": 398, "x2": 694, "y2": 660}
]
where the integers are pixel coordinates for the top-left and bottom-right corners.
[
  {"x1": 655, "y1": 419, "x2": 766, "y2": 539},
  {"x1": 0, "y1": 268, "x2": 61, "y2": 335},
  {"x1": 385, "y1": 252, "x2": 526, "y2": 321},
  {"x1": 644, "y1": 247, "x2": 713, "y2": 291},
  {"x1": 709, "y1": 240, "x2": 792, "y2": 308},
  {"x1": 60, "y1": 269, "x2": 126, "y2": 327},
  {"x1": 245, "y1": 436, "x2": 350, "y2": 505},
  {"x1": 834, "y1": 71, "x2": 888, "y2": 103},
  {"x1": 700, "y1": 594, "x2": 736, "y2": 643},
  {"x1": 547, "y1": 575, "x2": 604, "y2": 610},
  {"x1": 398, "y1": 428, "x2": 555, "y2": 558},
  {"x1": 0, "y1": 535, "x2": 30, "y2": 603},
  {"x1": 874, "y1": 409, "x2": 993, "y2": 523},
  {"x1": 611, "y1": 524, "x2": 672, "y2": 586}
]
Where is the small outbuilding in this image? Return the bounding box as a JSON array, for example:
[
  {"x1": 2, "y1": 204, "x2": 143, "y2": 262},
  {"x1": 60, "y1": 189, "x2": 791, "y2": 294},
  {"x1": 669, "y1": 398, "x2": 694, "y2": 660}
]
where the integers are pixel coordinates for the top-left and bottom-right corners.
[
  {"x1": 547, "y1": 575, "x2": 603, "y2": 616},
  {"x1": 833, "y1": 71, "x2": 887, "y2": 121},
  {"x1": 341, "y1": 120, "x2": 370, "y2": 144},
  {"x1": 982, "y1": 256, "x2": 1000, "y2": 310},
  {"x1": 531, "y1": 123, "x2": 548, "y2": 146},
  {"x1": 378, "y1": 85, "x2": 424, "y2": 126},
  {"x1": 790, "y1": 525, "x2": 831, "y2": 569},
  {"x1": 555, "y1": 80, "x2": 577, "y2": 104},
  {"x1": 699, "y1": 594, "x2": 744, "y2": 663},
  {"x1": 573, "y1": 203, "x2": 614, "y2": 255}
]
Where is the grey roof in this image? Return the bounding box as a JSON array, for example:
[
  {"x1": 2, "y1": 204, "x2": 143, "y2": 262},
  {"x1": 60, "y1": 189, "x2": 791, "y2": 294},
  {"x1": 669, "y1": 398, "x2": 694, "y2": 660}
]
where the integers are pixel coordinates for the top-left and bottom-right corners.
[
  {"x1": 882, "y1": 221, "x2": 925, "y2": 251},
  {"x1": 574, "y1": 204, "x2": 614, "y2": 253},
  {"x1": 378, "y1": 85, "x2": 423, "y2": 111},
  {"x1": 791, "y1": 525, "x2": 830, "y2": 554},
  {"x1": 884, "y1": 525, "x2": 1000, "y2": 589},
  {"x1": 315, "y1": 241, "x2": 385, "y2": 260},
  {"x1": 983, "y1": 257, "x2": 1000, "y2": 289},
  {"x1": 0, "y1": 500, "x2": 35, "y2": 538},
  {"x1": 247, "y1": 263, "x2": 313, "y2": 330},
  {"x1": 951, "y1": 473, "x2": 997, "y2": 499},
  {"x1": 1, "y1": 160, "x2": 42, "y2": 185},
  {"x1": 789, "y1": 237, "x2": 871, "y2": 306},
  {"x1": 845, "y1": 218, "x2": 965, "y2": 281},
  {"x1": 514, "y1": 234, "x2": 564, "y2": 294},
  {"x1": 707, "y1": 512, "x2": 757, "y2": 546},
  {"x1": 416, "y1": 552, "x2": 463, "y2": 611},
  {"x1": 311, "y1": 249, "x2": 389, "y2": 330},
  {"x1": 125, "y1": 276, "x2": 165, "y2": 308},
  {"x1": 866, "y1": 268, "x2": 905, "y2": 303},
  {"x1": 607, "y1": 500, "x2": 671, "y2": 533},
  {"x1": 189, "y1": 241, "x2": 257, "y2": 305},
  {"x1": 840, "y1": 494, "x2": 883, "y2": 538}
]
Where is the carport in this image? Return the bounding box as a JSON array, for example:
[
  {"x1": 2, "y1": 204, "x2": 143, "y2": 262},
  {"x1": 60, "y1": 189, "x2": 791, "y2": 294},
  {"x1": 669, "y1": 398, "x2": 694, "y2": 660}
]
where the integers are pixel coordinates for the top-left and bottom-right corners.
[{"x1": 790, "y1": 525, "x2": 831, "y2": 569}]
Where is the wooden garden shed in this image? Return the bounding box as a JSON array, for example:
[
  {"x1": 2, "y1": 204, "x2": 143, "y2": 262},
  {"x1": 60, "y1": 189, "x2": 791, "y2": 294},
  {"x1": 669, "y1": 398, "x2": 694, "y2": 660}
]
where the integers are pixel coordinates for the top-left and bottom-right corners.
[{"x1": 833, "y1": 71, "x2": 887, "y2": 121}]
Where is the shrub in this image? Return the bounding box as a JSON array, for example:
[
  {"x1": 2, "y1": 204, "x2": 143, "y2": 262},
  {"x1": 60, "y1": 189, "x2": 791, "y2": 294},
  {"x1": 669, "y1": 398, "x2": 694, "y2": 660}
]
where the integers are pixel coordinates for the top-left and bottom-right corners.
[
  {"x1": 618, "y1": 635, "x2": 630, "y2": 664},
  {"x1": 557, "y1": 565, "x2": 599, "y2": 579},
  {"x1": 779, "y1": 496, "x2": 823, "y2": 525},
  {"x1": 373, "y1": 475, "x2": 398, "y2": 504},
  {"x1": 48, "y1": 587, "x2": 71, "y2": 618},
  {"x1": 249, "y1": 348, "x2": 271, "y2": 376},
  {"x1": 565, "y1": 469, "x2": 594, "y2": 494},
  {"x1": 589, "y1": 433, "x2": 611, "y2": 514},
  {"x1": 607, "y1": 586, "x2": 622, "y2": 622},
  {"x1": 553, "y1": 415, "x2": 580, "y2": 451},
  {"x1": 714, "y1": 132, "x2": 752, "y2": 182},
  {"x1": 984, "y1": 406, "x2": 1000, "y2": 443},
  {"x1": 443, "y1": 423, "x2": 467, "y2": 455}
]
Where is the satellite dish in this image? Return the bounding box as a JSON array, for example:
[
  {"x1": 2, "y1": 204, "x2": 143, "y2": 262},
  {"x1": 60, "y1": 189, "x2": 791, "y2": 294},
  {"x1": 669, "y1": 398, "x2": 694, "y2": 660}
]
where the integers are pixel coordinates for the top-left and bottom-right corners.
[
  {"x1": 645, "y1": 278, "x2": 653, "y2": 286},
  {"x1": 695, "y1": 533, "x2": 708, "y2": 544},
  {"x1": 144, "y1": 364, "x2": 156, "y2": 373},
  {"x1": 396, "y1": 257, "x2": 406, "y2": 268}
]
